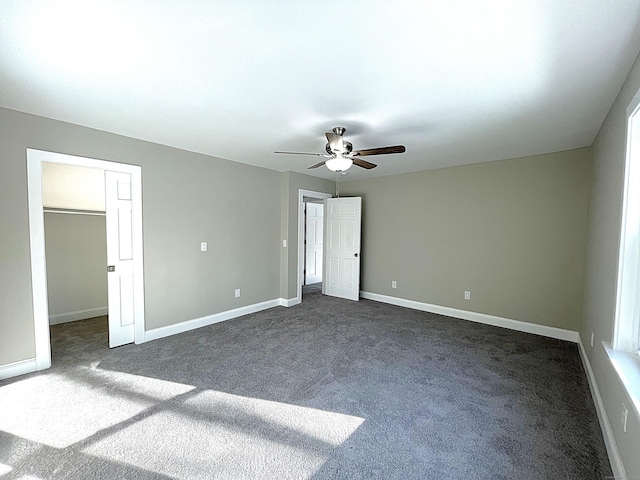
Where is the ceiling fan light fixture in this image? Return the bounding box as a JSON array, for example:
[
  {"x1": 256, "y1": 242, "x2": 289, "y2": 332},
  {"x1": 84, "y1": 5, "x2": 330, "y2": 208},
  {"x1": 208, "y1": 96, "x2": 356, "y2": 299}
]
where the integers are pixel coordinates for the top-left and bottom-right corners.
[
  {"x1": 325, "y1": 154, "x2": 353, "y2": 172},
  {"x1": 275, "y1": 126, "x2": 405, "y2": 171}
]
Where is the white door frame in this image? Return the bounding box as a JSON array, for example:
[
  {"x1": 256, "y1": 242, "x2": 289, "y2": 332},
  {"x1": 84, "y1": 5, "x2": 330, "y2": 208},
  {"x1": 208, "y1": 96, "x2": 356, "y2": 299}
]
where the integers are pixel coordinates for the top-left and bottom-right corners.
[
  {"x1": 297, "y1": 189, "x2": 332, "y2": 304},
  {"x1": 27, "y1": 149, "x2": 145, "y2": 371}
]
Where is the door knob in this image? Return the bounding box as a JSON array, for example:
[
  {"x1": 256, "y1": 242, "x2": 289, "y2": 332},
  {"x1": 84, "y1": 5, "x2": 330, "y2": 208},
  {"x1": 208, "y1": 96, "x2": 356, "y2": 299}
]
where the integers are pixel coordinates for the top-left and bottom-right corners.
[
  {"x1": 354, "y1": 253, "x2": 359, "y2": 257},
  {"x1": 107, "y1": 265, "x2": 115, "y2": 272}
]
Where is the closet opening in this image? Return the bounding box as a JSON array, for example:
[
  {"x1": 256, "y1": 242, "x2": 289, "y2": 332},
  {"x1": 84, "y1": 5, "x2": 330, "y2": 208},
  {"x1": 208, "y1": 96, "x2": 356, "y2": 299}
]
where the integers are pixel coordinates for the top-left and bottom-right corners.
[{"x1": 42, "y1": 164, "x2": 108, "y2": 363}]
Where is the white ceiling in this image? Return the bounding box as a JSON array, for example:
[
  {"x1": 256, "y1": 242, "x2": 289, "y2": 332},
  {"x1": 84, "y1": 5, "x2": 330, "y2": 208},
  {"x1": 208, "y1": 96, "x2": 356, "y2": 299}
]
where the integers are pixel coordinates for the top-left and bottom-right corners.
[{"x1": 2, "y1": 1, "x2": 640, "y2": 181}]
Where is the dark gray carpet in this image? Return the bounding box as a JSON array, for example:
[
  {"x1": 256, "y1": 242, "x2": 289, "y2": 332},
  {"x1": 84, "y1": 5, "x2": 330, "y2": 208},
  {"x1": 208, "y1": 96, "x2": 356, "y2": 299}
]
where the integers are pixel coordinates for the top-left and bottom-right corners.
[{"x1": 0, "y1": 287, "x2": 612, "y2": 479}]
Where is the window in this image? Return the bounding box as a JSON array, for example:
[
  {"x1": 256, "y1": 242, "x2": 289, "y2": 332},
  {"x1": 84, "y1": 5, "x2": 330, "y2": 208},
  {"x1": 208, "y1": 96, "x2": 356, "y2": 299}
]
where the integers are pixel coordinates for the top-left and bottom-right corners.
[
  {"x1": 607, "y1": 87, "x2": 640, "y2": 420},
  {"x1": 614, "y1": 87, "x2": 640, "y2": 356}
]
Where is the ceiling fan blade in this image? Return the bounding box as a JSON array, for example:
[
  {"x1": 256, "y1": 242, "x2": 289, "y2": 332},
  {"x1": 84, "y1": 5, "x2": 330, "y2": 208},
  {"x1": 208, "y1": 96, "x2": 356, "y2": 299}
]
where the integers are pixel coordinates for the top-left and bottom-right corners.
[
  {"x1": 351, "y1": 145, "x2": 406, "y2": 157},
  {"x1": 307, "y1": 160, "x2": 327, "y2": 169},
  {"x1": 352, "y1": 158, "x2": 377, "y2": 169},
  {"x1": 325, "y1": 132, "x2": 344, "y2": 153},
  {"x1": 274, "y1": 151, "x2": 329, "y2": 157}
]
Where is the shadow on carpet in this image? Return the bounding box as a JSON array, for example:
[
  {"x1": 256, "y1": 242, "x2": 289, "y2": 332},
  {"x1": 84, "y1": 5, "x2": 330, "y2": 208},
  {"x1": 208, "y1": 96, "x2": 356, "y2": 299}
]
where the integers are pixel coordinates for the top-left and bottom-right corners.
[{"x1": 0, "y1": 289, "x2": 612, "y2": 479}]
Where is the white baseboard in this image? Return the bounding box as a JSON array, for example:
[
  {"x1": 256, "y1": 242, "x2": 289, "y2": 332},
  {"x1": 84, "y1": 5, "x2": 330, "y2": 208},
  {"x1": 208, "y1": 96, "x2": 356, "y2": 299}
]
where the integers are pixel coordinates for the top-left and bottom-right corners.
[
  {"x1": 360, "y1": 291, "x2": 580, "y2": 343},
  {"x1": 49, "y1": 306, "x2": 108, "y2": 325},
  {"x1": 279, "y1": 297, "x2": 300, "y2": 307},
  {"x1": 0, "y1": 358, "x2": 37, "y2": 381},
  {"x1": 145, "y1": 299, "x2": 283, "y2": 342},
  {"x1": 577, "y1": 339, "x2": 626, "y2": 479}
]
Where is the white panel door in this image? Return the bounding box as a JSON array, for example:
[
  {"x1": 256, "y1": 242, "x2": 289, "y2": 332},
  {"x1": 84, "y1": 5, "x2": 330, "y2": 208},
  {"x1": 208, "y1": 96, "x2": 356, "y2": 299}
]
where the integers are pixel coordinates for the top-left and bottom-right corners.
[
  {"x1": 323, "y1": 197, "x2": 361, "y2": 301},
  {"x1": 105, "y1": 171, "x2": 135, "y2": 348},
  {"x1": 305, "y1": 203, "x2": 324, "y2": 284}
]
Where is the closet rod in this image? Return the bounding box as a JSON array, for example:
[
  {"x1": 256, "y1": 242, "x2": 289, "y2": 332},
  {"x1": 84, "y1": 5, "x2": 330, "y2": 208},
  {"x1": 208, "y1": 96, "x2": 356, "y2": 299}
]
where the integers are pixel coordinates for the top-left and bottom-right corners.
[{"x1": 43, "y1": 208, "x2": 106, "y2": 217}]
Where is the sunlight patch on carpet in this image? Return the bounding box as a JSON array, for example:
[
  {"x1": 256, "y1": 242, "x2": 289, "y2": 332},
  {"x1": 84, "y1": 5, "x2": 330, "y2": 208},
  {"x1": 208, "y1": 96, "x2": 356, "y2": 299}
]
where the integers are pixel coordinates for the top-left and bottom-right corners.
[
  {"x1": 0, "y1": 462, "x2": 13, "y2": 476},
  {"x1": 0, "y1": 368, "x2": 194, "y2": 448},
  {"x1": 84, "y1": 390, "x2": 365, "y2": 479}
]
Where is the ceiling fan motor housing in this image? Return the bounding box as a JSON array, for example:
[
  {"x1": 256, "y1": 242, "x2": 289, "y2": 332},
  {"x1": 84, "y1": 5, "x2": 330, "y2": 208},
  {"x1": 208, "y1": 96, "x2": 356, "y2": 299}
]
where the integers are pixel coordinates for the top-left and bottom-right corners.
[
  {"x1": 325, "y1": 141, "x2": 352, "y2": 155},
  {"x1": 274, "y1": 125, "x2": 404, "y2": 171}
]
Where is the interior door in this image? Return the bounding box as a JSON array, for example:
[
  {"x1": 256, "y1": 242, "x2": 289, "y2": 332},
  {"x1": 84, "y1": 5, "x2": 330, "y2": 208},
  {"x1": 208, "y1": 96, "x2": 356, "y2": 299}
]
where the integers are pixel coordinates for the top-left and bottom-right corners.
[
  {"x1": 105, "y1": 171, "x2": 135, "y2": 348},
  {"x1": 323, "y1": 197, "x2": 361, "y2": 301},
  {"x1": 305, "y1": 203, "x2": 324, "y2": 284}
]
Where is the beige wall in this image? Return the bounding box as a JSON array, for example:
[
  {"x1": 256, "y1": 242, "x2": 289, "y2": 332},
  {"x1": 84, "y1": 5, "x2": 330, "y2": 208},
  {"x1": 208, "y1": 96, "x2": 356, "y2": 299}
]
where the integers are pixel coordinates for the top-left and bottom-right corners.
[
  {"x1": 44, "y1": 212, "x2": 107, "y2": 320},
  {"x1": 340, "y1": 148, "x2": 592, "y2": 331},
  {"x1": 0, "y1": 107, "x2": 282, "y2": 365},
  {"x1": 581, "y1": 52, "x2": 640, "y2": 477},
  {"x1": 142, "y1": 148, "x2": 281, "y2": 329}
]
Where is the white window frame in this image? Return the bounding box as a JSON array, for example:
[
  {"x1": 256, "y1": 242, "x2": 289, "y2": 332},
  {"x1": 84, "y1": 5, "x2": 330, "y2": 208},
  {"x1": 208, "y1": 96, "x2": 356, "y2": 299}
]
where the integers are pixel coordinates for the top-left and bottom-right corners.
[
  {"x1": 607, "y1": 87, "x2": 640, "y2": 423},
  {"x1": 614, "y1": 87, "x2": 640, "y2": 355}
]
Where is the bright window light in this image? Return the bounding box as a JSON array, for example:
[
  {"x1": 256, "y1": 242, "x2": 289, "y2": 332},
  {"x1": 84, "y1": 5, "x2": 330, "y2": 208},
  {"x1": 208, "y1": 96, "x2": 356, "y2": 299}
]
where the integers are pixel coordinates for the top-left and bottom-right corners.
[
  {"x1": 1, "y1": 366, "x2": 363, "y2": 478},
  {"x1": 614, "y1": 86, "x2": 640, "y2": 355},
  {"x1": 0, "y1": 463, "x2": 13, "y2": 476},
  {"x1": 0, "y1": 367, "x2": 194, "y2": 448},
  {"x1": 84, "y1": 389, "x2": 365, "y2": 479},
  {"x1": 609, "y1": 86, "x2": 640, "y2": 421}
]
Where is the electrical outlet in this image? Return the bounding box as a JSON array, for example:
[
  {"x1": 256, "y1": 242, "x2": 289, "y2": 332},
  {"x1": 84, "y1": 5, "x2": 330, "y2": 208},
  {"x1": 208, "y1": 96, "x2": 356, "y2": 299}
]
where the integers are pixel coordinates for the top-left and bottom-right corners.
[
  {"x1": 200, "y1": 242, "x2": 207, "y2": 252},
  {"x1": 590, "y1": 332, "x2": 594, "y2": 348},
  {"x1": 622, "y1": 404, "x2": 628, "y2": 433},
  {"x1": 392, "y1": 281, "x2": 397, "y2": 288},
  {"x1": 464, "y1": 291, "x2": 471, "y2": 301},
  {"x1": 235, "y1": 288, "x2": 240, "y2": 298},
  {"x1": 283, "y1": 240, "x2": 287, "y2": 248}
]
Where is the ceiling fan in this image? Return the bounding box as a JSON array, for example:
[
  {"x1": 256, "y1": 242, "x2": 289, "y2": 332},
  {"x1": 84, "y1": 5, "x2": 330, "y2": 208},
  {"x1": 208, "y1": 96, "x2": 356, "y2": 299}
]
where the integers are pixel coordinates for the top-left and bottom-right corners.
[{"x1": 274, "y1": 127, "x2": 406, "y2": 172}]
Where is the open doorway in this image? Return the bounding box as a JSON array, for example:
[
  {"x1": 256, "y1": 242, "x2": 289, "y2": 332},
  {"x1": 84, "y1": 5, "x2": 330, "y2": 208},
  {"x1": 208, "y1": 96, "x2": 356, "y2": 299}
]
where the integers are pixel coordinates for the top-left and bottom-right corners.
[
  {"x1": 304, "y1": 200, "x2": 324, "y2": 284},
  {"x1": 297, "y1": 189, "x2": 332, "y2": 303},
  {"x1": 42, "y1": 162, "x2": 109, "y2": 364},
  {"x1": 27, "y1": 149, "x2": 145, "y2": 372}
]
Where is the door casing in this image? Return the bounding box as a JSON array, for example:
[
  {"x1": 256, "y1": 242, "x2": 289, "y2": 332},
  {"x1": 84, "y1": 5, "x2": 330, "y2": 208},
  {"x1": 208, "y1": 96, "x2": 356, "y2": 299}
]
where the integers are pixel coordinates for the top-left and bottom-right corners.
[
  {"x1": 297, "y1": 189, "x2": 332, "y2": 304},
  {"x1": 27, "y1": 149, "x2": 145, "y2": 371}
]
